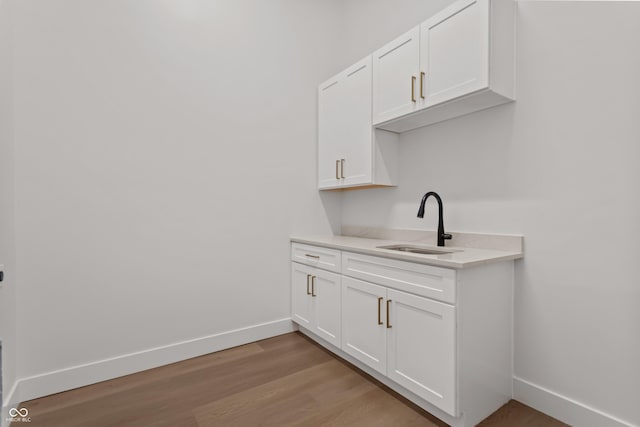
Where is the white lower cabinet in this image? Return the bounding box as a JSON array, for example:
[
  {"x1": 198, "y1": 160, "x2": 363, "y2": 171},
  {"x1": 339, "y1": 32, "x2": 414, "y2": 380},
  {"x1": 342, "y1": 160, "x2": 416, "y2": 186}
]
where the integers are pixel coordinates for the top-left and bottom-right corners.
[
  {"x1": 291, "y1": 262, "x2": 341, "y2": 347},
  {"x1": 341, "y1": 276, "x2": 388, "y2": 375},
  {"x1": 291, "y1": 243, "x2": 514, "y2": 427},
  {"x1": 291, "y1": 262, "x2": 313, "y2": 328},
  {"x1": 387, "y1": 288, "x2": 456, "y2": 415},
  {"x1": 341, "y1": 276, "x2": 456, "y2": 415}
]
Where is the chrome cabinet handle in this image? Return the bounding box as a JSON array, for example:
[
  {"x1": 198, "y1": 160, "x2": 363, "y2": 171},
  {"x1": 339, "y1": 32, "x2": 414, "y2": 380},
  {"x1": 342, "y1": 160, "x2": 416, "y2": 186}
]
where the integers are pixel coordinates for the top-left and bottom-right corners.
[
  {"x1": 305, "y1": 254, "x2": 320, "y2": 259},
  {"x1": 411, "y1": 76, "x2": 416, "y2": 102},
  {"x1": 311, "y1": 276, "x2": 316, "y2": 297},
  {"x1": 386, "y1": 299, "x2": 392, "y2": 328},
  {"x1": 377, "y1": 297, "x2": 383, "y2": 325},
  {"x1": 335, "y1": 160, "x2": 340, "y2": 179},
  {"x1": 340, "y1": 159, "x2": 345, "y2": 179},
  {"x1": 420, "y1": 72, "x2": 425, "y2": 99},
  {"x1": 306, "y1": 274, "x2": 311, "y2": 295}
]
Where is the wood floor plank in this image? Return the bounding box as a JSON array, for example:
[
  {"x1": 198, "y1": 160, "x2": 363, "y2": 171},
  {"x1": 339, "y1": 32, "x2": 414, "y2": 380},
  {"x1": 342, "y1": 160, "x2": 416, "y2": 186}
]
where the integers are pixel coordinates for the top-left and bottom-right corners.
[
  {"x1": 197, "y1": 389, "x2": 317, "y2": 427},
  {"x1": 193, "y1": 359, "x2": 377, "y2": 426},
  {"x1": 16, "y1": 332, "x2": 568, "y2": 427},
  {"x1": 22, "y1": 342, "x2": 265, "y2": 417},
  {"x1": 293, "y1": 387, "x2": 438, "y2": 427},
  {"x1": 22, "y1": 338, "x2": 329, "y2": 427},
  {"x1": 477, "y1": 400, "x2": 570, "y2": 427},
  {"x1": 193, "y1": 360, "x2": 338, "y2": 424}
]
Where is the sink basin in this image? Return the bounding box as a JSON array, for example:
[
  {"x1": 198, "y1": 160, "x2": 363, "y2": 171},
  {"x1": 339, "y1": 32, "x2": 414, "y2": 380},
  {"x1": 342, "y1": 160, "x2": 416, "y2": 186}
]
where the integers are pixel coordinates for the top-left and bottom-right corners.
[{"x1": 376, "y1": 244, "x2": 457, "y2": 255}]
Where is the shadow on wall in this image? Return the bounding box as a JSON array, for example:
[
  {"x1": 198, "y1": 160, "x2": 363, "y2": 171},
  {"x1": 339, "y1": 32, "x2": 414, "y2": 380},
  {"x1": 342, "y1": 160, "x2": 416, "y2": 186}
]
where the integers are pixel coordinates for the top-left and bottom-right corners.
[
  {"x1": 319, "y1": 190, "x2": 343, "y2": 235},
  {"x1": 399, "y1": 102, "x2": 516, "y2": 202},
  {"x1": 340, "y1": 103, "x2": 516, "y2": 229}
]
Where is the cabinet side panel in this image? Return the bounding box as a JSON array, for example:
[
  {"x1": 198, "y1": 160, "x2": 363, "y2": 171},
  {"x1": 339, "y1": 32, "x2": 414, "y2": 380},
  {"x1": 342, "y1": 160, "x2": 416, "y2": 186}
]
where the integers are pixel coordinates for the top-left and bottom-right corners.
[
  {"x1": 318, "y1": 79, "x2": 342, "y2": 189},
  {"x1": 489, "y1": 0, "x2": 516, "y2": 99},
  {"x1": 458, "y1": 261, "x2": 514, "y2": 426},
  {"x1": 373, "y1": 129, "x2": 399, "y2": 186}
]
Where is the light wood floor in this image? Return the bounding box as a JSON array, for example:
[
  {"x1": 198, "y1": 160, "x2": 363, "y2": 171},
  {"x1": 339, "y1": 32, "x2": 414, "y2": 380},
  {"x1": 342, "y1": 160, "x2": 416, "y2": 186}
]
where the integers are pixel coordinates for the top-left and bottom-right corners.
[{"x1": 17, "y1": 332, "x2": 568, "y2": 427}]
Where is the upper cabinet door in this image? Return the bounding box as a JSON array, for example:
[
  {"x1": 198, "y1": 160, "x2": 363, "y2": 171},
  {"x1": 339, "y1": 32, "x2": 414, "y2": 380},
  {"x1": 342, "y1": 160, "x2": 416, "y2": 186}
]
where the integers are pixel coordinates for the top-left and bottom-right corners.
[
  {"x1": 340, "y1": 57, "x2": 373, "y2": 187},
  {"x1": 372, "y1": 26, "x2": 421, "y2": 125},
  {"x1": 318, "y1": 75, "x2": 343, "y2": 189},
  {"x1": 318, "y1": 56, "x2": 373, "y2": 189},
  {"x1": 420, "y1": 0, "x2": 489, "y2": 108}
]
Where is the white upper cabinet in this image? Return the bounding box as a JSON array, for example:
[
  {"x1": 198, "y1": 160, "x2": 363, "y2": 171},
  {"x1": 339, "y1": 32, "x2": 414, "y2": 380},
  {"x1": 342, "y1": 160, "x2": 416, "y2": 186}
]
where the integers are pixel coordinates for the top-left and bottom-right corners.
[
  {"x1": 317, "y1": 0, "x2": 514, "y2": 191},
  {"x1": 373, "y1": 0, "x2": 515, "y2": 132},
  {"x1": 372, "y1": 27, "x2": 421, "y2": 124},
  {"x1": 318, "y1": 71, "x2": 344, "y2": 189},
  {"x1": 420, "y1": 0, "x2": 489, "y2": 107},
  {"x1": 318, "y1": 56, "x2": 398, "y2": 190},
  {"x1": 338, "y1": 59, "x2": 373, "y2": 187}
]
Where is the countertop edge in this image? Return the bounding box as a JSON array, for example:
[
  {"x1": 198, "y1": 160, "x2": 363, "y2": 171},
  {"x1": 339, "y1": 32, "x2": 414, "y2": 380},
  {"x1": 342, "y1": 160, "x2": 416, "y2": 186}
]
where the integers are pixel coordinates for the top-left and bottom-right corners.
[{"x1": 290, "y1": 236, "x2": 523, "y2": 269}]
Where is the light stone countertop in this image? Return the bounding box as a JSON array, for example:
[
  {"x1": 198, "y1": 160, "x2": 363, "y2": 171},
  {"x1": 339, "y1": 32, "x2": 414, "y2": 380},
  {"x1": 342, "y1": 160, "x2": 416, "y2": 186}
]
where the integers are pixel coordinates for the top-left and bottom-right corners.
[{"x1": 290, "y1": 234, "x2": 524, "y2": 269}]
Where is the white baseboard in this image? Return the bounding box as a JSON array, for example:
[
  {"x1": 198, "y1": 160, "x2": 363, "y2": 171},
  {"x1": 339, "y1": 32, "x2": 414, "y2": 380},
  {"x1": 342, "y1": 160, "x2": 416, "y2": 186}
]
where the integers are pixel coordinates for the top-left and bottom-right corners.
[
  {"x1": 12, "y1": 318, "x2": 296, "y2": 406},
  {"x1": 513, "y1": 376, "x2": 637, "y2": 427},
  {"x1": 9, "y1": 322, "x2": 636, "y2": 427}
]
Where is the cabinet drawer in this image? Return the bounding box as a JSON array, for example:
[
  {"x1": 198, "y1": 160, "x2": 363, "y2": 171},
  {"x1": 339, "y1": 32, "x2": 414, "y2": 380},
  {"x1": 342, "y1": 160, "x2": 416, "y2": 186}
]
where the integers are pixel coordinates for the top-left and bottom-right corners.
[
  {"x1": 291, "y1": 243, "x2": 341, "y2": 273},
  {"x1": 341, "y1": 251, "x2": 456, "y2": 304}
]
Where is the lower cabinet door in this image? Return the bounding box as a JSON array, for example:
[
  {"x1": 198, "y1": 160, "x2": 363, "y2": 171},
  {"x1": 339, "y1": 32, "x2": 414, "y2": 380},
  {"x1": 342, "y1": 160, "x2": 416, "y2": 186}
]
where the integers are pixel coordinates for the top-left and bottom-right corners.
[
  {"x1": 311, "y1": 269, "x2": 342, "y2": 348},
  {"x1": 386, "y1": 288, "x2": 457, "y2": 416},
  {"x1": 291, "y1": 262, "x2": 314, "y2": 328},
  {"x1": 341, "y1": 276, "x2": 388, "y2": 375}
]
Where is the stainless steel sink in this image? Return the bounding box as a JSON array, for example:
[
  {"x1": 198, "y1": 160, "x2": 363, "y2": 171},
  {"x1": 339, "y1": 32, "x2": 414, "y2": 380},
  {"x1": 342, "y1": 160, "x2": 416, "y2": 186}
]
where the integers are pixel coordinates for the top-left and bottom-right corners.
[{"x1": 376, "y1": 244, "x2": 457, "y2": 255}]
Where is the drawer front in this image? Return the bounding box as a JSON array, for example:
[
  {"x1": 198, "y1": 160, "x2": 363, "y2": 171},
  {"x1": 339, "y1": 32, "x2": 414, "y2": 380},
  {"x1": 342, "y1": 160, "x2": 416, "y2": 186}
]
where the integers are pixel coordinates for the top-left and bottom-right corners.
[
  {"x1": 341, "y1": 251, "x2": 456, "y2": 304},
  {"x1": 291, "y1": 242, "x2": 341, "y2": 273}
]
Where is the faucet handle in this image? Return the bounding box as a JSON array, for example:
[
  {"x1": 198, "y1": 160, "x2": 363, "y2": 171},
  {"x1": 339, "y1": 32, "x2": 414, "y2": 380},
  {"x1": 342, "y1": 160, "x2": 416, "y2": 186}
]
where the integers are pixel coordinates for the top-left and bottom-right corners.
[{"x1": 441, "y1": 233, "x2": 452, "y2": 240}]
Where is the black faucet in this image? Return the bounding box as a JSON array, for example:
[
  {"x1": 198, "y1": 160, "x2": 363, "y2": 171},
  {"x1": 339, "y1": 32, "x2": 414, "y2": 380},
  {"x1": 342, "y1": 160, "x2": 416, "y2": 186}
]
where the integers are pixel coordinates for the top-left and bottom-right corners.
[{"x1": 417, "y1": 192, "x2": 452, "y2": 247}]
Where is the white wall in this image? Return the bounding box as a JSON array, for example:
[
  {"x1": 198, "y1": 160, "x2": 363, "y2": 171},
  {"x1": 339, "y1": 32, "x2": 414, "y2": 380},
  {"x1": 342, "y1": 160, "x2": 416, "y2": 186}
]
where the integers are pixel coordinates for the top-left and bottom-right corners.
[
  {"x1": 0, "y1": 0, "x2": 18, "y2": 415},
  {"x1": 6, "y1": 1, "x2": 640, "y2": 425},
  {"x1": 340, "y1": 1, "x2": 640, "y2": 425},
  {"x1": 10, "y1": 0, "x2": 344, "y2": 396}
]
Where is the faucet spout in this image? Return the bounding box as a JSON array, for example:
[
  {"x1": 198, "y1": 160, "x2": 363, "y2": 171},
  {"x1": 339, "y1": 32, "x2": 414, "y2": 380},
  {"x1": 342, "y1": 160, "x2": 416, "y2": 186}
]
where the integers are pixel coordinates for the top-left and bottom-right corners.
[{"x1": 417, "y1": 191, "x2": 452, "y2": 247}]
